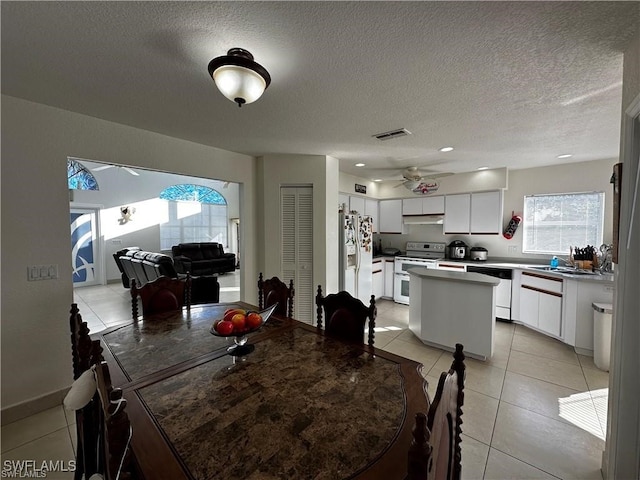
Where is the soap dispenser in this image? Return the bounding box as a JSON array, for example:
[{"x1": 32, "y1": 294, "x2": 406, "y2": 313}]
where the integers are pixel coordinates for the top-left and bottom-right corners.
[{"x1": 550, "y1": 256, "x2": 559, "y2": 269}]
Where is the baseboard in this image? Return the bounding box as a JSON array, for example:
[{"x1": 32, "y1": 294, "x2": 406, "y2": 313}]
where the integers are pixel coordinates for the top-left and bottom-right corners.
[{"x1": 1, "y1": 387, "x2": 69, "y2": 425}]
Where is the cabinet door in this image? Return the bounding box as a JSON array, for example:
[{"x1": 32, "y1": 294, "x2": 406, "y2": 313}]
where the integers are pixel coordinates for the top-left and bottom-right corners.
[
  {"x1": 519, "y1": 286, "x2": 539, "y2": 328},
  {"x1": 349, "y1": 196, "x2": 365, "y2": 215},
  {"x1": 538, "y1": 291, "x2": 562, "y2": 337},
  {"x1": 470, "y1": 191, "x2": 502, "y2": 234},
  {"x1": 422, "y1": 196, "x2": 445, "y2": 214},
  {"x1": 372, "y1": 261, "x2": 383, "y2": 299},
  {"x1": 384, "y1": 259, "x2": 395, "y2": 297},
  {"x1": 364, "y1": 199, "x2": 379, "y2": 233},
  {"x1": 402, "y1": 198, "x2": 423, "y2": 215},
  {"x1": 379, "y1": 200, "x2": 404, "y2": 233},
  {"x1": 444, "y1": 194, "x2": 471, "y2": 234}
]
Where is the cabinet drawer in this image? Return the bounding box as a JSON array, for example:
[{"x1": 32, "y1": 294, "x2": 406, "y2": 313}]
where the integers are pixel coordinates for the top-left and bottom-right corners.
[{"x1": 521, "y1": 271, "x2": 563, "y2": 294}]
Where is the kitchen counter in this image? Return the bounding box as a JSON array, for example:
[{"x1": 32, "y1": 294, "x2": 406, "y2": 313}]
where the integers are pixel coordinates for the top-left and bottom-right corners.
[{"x1": 407, "y1": 267, "x2": 498, "y2": 361}]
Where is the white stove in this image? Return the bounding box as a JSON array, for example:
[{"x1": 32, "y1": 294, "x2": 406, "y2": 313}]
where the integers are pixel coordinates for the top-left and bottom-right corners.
[{"x1": 394, "y1": 242, "x2": 446, "y2": 304}]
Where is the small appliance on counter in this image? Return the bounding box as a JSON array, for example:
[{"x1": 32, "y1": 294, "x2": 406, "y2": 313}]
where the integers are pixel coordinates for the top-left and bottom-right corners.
[
  {"x1": 447, "y1": 240, "x2": 468, "y2": 259},
  {"x1": 470, "y1": 247, "x2": 488, "y2": 261}
]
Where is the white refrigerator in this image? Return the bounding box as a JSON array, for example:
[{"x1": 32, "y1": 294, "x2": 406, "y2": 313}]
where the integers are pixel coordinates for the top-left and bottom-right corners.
[{"x1": 338, "y1": 213, "x2": 373, "y2": 304}]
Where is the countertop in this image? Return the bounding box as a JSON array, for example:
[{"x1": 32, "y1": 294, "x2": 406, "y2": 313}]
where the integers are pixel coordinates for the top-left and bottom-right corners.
[{"x1": 407, "y1": 267, "x2": 500, "y2": 286}]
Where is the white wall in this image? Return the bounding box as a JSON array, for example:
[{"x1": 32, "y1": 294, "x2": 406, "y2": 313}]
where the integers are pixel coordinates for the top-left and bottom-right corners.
[
  {"x1": 72, "y1": 161, "x2": 240, "y2": 283},
  {"x1": 258, "y1": 154, "x2": 340, "y2": 317},
  {"x1": 1, "y1": 95, "x2": 257, "y2": 412}
]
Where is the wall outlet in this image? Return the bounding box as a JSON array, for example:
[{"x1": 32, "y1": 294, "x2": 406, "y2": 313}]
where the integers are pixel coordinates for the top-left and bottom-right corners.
[{"x1": 508, "y1": 245, "x2": 518, "y2": 253}]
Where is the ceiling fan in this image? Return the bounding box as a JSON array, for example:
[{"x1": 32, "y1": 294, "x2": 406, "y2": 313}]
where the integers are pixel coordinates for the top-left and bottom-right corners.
[
  {"x1": 393, "y1": 167, "x2": 452, "y2": 193},
  {"x1": 92, "y1": 165, "x2": 140, "y2": 176}
]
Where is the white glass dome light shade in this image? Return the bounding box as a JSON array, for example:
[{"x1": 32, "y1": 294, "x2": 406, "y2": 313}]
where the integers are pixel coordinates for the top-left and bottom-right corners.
[
  {"x1": 208, "y1": 48, "x2": 271, "y2": 107},
  {"x1": 212, "y1": 65, "x2": 267, "y2": 106}
]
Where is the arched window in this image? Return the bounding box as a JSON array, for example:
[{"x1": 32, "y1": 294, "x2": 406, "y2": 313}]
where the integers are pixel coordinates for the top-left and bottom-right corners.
[
  {"x1": 159, "y1": 184, "x2": 228, "y2": 250},
  {"x1": 67, "y1": 158, "x2": 99, "y2": 190}
]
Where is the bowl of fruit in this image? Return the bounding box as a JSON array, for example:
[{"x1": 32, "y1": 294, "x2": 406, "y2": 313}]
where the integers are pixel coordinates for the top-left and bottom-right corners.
[{"x1": 210, "y1": 303, "x2": 277, "y2": 356}]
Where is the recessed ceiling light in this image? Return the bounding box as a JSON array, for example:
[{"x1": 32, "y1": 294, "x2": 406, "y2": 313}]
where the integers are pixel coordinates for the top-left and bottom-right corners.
[
  {"x1": 439, "y1": 147, "x2": 454, "y2": 152},
  {"x1": 355, "y1": 163, "x2": 366, "y2": 167},
  {"x1": 477, "y1": 166, "x2": 489, "y2": 170},
  {"x1": 557, "y1": 154, "x2": 573, "y2": 159},
  {"x1": 373, "y1": 179, "x2": 382, "y2": 182}
]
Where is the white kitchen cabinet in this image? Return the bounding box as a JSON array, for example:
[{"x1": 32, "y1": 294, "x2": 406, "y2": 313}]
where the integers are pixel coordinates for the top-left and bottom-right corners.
[
  {"x1": 372, "y1": 259, "x2": 383, "y2": 299},
  {"x1": 403, "y1": 196, "x2": 445, "y2": 215},
  {"x1": 402, "y1": 198, "x2": 423, "y2": 215},
  {"x1": 563, "y1": 279, "x2": 614, "y2": 355},
  {"x1": 422, "y1": 196, "x2": 445, "y2": 214},
  {"x1": 379, "y1": 199, "x2": 406, "y2": 233},
  {"x1": 538, "y1": 292, "x2": 562, "y2": 337},
  {"x1": 349, "y1": 195, "x2": 365, "y2": 215},
  {"x1": 364, "y1": 198, "x2": 379, "y2": 233},
  {"x1": 444, "y1": 191, "x2": 502, "y2": 234},
  {"x1": 384, "y1": 258, "x2": 395, "y2": 298},
  {"x1": 444, "y1": 194, "x2": 471, "y2": 234},
  {"x1": 518, "y1": 271, "x2": 563, "y2": 338},
  {"x1": 470, "y1": 190, "x2": 503, "y2": 234}
]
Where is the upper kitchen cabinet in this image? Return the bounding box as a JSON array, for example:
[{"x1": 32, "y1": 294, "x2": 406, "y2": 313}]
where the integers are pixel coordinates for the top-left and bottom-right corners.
[
  {"x1": 379, "y1": 199, "x2": 406, "y2": 233},
  {"x1": 364, "y1": 198, "x2": 379, "y2": 233},
  {"x1": 349, "y1": 195, "x2": 365, "y2": 215},
  {"x1": 444, "y1": 191, "x2": 503, "y2": 234},
  {"x1": 470, "y1": 191, "x2": 503, "y2": 234},
  {"x1": 402, "y1": 196, "x2": 445, "y2": 215},
  {"x1": 444, "y1": 194, "x2": 471, "y2": 234}
]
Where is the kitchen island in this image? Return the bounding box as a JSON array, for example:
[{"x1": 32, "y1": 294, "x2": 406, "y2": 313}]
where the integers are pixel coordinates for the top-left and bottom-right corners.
[{"x1": 408, "y1": 267, "x2": 499, "y2": 360}]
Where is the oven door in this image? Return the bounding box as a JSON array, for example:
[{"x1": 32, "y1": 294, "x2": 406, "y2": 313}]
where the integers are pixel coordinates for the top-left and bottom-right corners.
[{"x1": 394, "y1": 272, "x2": 411, "y2": 305}]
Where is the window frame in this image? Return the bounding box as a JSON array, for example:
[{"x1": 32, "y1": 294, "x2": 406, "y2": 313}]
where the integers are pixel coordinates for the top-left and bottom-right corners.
[{"x1": 522, "y1": 191, "x2": 605, "y2": 255}]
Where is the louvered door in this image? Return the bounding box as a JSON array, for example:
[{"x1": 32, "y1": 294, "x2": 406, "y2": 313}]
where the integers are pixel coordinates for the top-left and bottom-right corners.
[{"x1": 281, "y1": 186, "x2": 313, "y2": 323}]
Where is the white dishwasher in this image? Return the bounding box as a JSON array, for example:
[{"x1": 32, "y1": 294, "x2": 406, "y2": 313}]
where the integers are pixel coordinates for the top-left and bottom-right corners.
[{"x1": 466, "y1": 265, "x2": 513, "y2": 321}]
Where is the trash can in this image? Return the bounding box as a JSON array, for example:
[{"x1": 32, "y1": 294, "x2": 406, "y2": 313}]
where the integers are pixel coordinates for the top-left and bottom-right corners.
[{"x1": 593, "y1": 302, "x2": 613, "y2": 371}]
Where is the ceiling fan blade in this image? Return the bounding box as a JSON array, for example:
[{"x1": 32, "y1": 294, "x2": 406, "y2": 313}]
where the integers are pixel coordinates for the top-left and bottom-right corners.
[
  {"x1": 92, "y1": 165, "x2": 114, "y2": 171},
  {"x1": 123, "y1": 167, "x2": 140, "y2": 176}
]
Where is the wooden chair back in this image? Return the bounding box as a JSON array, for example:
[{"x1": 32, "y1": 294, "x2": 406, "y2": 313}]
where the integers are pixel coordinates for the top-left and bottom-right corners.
[
  {"x1": 407, "y1": 343, "x2": 466, "y2": 480},
  {"x1": 95, "y1": 360, "x2": 134, "y2": 480},
  {"x1": 131, "y1": 274, "x2": 191, "y2": 318},
  {"x1": 69, "y1": 304, "x2": 104, "y2": 480},
  {"x1": 315, "y1": 286, "x2": 376, "y2": 346},
  {"x1": 258, "y1": 273, "x2": 294, "y2": 317}
]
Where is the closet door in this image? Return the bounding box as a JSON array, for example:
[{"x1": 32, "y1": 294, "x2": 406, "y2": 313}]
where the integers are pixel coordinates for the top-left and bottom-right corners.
[{"x1": 281, "y1": 186, "x2": 314, "y2": 323}]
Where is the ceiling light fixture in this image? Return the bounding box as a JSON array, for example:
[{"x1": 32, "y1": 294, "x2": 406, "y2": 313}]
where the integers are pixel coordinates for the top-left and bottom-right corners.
[
  {"x1": 439, "y1": 147, "x2": 454, "y2": 152},
  {"x1": 373, "y1": 179, "x2": 382, "y2": 182},
  {"x1": 477, "y1": 166, "x2": 489, "y2": 170},
  {"x1": 355, "y1": 163, "x2": 366, "y2": 167},
  {"x1": 208, "y1": 48, "x2": 271, "y2": 107},
  {"x1": 557, "y1": 154, "x2": 573, "y2": 159}
]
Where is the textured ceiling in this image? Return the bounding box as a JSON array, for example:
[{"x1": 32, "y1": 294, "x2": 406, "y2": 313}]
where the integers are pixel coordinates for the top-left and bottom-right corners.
[{"x1": 2, "y1": 1, "x2": 638, "y2": 181}]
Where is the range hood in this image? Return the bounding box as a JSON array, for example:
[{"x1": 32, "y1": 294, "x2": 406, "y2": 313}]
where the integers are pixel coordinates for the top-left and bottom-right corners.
[{"x1": 402, "y1": 214, "x2": 444, "y2": 225}]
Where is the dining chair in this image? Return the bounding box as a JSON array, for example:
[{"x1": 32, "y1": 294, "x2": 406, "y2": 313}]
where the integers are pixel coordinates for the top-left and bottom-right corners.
[
  {"x1": 407, "y1": 343, "x2": 466, "y2": 480},
  {"x1": 131, "y1": 274, "x2": 191, "y2": 319},
  {"x1": 315, "y1": 286, "x2": 376, "y2": 346},
  {"x1": 69, "y1": 304, "x2": 104, "y2": 480},
  {"x1": 258, "y1": 273, "x2": 294, "y2": 317},
  {"x1": 94, "y1": 360, "x2": 135, "y2": 480}
]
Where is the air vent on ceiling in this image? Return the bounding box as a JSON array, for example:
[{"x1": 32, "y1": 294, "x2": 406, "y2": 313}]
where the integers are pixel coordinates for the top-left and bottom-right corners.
[{"x1": 373, "y1": 128, "x2": 412, "y2": 141}]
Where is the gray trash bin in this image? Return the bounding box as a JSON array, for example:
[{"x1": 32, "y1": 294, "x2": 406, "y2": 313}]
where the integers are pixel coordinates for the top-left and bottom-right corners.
[{"x1": 593, "y1": 302, "x2": 613, "y2": 371}]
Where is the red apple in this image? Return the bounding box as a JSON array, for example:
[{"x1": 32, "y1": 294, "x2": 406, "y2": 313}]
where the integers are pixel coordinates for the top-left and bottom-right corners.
[
  {"x1": 216, "y1": 320, "x2": 234, "y2": 335},
  {"x1": 246, "y1": 312, "x2": 262, "y2": 329}
]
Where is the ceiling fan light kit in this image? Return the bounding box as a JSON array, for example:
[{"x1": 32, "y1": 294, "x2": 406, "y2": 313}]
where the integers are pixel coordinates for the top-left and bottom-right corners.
[{"x1": 208, "y1": 48, "x2": 271, "y2": 107}]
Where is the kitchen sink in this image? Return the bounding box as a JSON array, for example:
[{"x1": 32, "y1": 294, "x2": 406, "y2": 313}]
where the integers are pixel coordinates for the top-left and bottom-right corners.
[{"x1": 529, "y1": 266, "x2": 601, "y2": 276}]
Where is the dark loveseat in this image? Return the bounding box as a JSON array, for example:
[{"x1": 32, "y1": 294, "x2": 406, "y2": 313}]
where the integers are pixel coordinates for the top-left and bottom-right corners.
[
  {"x1": 171, "y1": 243, "x2": 236, "y2": 276},
  {"x1": 113, "y1": 247, "x2": 220, "y2": 304}
]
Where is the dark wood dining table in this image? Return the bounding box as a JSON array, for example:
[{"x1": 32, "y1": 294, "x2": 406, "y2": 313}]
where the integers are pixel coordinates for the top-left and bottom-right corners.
[{"x1": 96, "y1": 302, "x2": 430, "y2": 480}]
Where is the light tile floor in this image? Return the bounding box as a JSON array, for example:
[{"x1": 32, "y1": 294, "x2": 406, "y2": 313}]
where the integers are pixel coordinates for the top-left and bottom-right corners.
[{"x1": 1, "y1": 278, "x2": 609, "y2": 480}]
